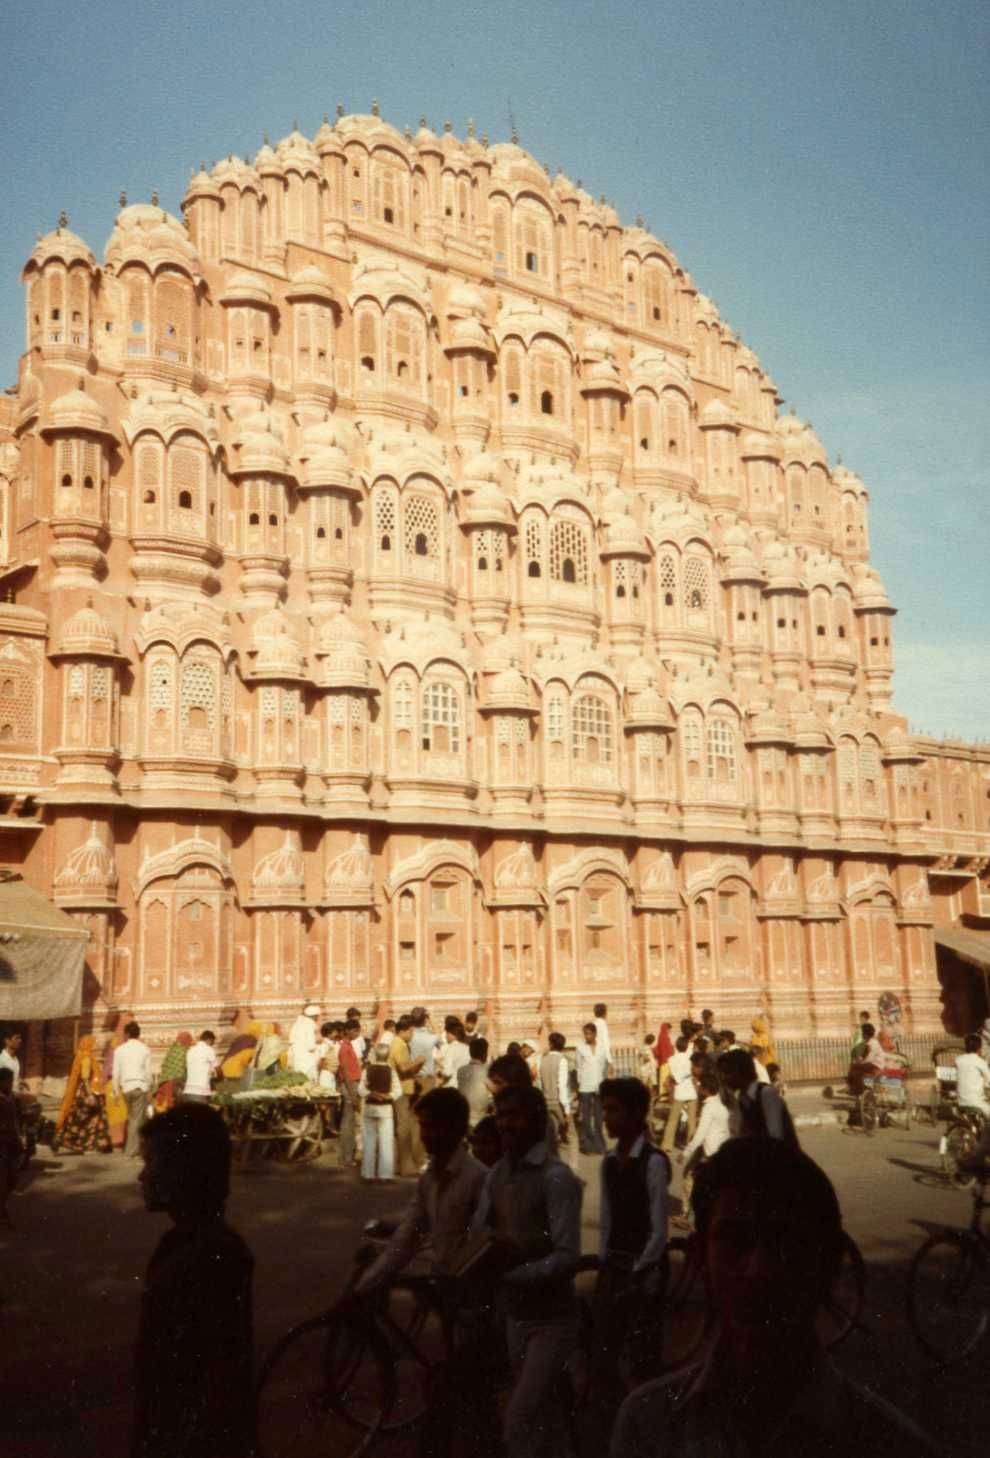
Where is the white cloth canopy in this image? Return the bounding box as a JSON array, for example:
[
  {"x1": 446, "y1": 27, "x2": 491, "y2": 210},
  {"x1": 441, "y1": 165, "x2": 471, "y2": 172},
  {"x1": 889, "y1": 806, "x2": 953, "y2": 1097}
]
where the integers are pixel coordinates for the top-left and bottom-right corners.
[{"x1": 0, "y1": 872, "x2": 89, "y2": 1021}]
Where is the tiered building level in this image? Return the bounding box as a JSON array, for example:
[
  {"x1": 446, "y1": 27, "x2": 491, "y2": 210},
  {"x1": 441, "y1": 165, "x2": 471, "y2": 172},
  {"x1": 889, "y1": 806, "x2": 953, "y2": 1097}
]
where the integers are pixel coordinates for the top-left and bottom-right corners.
[{"x1": 1, "y1": 110, "x2": 987, "y2": 1065}]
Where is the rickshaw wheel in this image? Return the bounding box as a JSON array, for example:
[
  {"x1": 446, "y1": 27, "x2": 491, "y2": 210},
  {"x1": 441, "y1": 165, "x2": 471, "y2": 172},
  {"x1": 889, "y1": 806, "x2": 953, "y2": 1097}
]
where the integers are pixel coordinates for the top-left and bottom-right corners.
[
  {"x1": 859, "y1": 1090, "x2": 878, "y2": 1136},
  {"x1": 279, "y1": 1107, "x2": 324, "y2": 1163}
]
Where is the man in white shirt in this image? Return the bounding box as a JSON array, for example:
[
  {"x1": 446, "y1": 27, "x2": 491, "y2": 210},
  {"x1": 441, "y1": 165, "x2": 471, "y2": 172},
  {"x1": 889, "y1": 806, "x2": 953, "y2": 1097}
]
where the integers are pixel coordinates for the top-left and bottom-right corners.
[
  {"x1": 112, "y1": 1020, "x2": 153, "y2": 1156},
  {"x1": 345, "y1": 1007, "x2": 367, "y2": 1064},
  {"x1": 593, "y1": 1003, "x2": 613, "y2": 1072},
  {"x1": 956, "y1": 1033, "x2": 990, "y2": 1116},
  {"x1": 0, "y1": 1030, "x2": 22, "y2": 1090},
  {"x1": 661, "y1": 1036, "x2": 699, "y2": 1152},
  {"x1": 679, "y1": 1072, "x2": 732, "y2": 1224},
  {"x1": 183, "y1": 1031, "x2": 218, "y2": 1103},
  {"x1": 288, "y1": 1003, "x2": 320, "y2": 1080},
  {"x1": 576, "y1": 1022, "x2": 610, "y2": 1154},
  {"x1": 539, "y1": 1031, "x2": 572, "y2": 1145},
  {"x1": 441, "y1": 1018, "x2": 472, "y2": 1084}
]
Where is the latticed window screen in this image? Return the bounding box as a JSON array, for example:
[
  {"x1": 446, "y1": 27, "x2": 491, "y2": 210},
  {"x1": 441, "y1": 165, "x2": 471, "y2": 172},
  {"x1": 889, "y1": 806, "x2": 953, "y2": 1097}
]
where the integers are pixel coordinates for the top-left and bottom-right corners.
[
  {"x1": 67, "y1": 664, "x2": 85, "y2": 698},
  {"x1": 659, "y1": 554, "x2": 677, "y2": 602},
  {"x1": 549, "y1": 519, "x2": 588, "y2": 584},
  {"x1": 350, "y1": 696, "x2": 364, "y2": 726},
  {"x1": 524, "y1": 516, "x2": 545, "y2": 574},
  {"x1": 171, "y1": 444, "x2": 203, "y2": 512},
  {"x1": 91, "y1": 666, "x2": 109, "y2": 702},
  {"x1": 837, "y1": 741, "x2": 857, "y2": 805},
  {"x1": 374, "y1": 489, "x2": 397, "y2": 552},
  {"x1": 475, "y1": 530, "x2": 490, "y2": 569},
  {"x1": 422, "y1": 682, "x2": 460, "y2": 752},
  {"x1": 261, "y1": 686, "x2": 279, "y2": 725},
  {"x1": 682, "y1": 714, "x2": 702, "y2": 771},
  {"x1": 57, "y1": 440, "x2": 74, "y2": 486},
  {"x1": 496, "y1": 717, "x2": 511, "y2": 747},
  {"x1": 493, "y1": 206, "x2": 509, "y2": 267},
  {"x1": 706, "y1": 719, "x2": 737, "y2": 784},
  {"x1": 0, "y1": 668, "x2": 35, "y2": 744},
  {"x1": 684, "y1": 556, "x2": 710, "y2": 612},
  {"x1": 662, "y1": 389, "x2": 688, "y2": 455},
  {"x1": 357, "y1": 311, "x2": 377, "y2": 366},
  {"x1": 546, "y1": 694, "x2": 566, "y2": 742},
  {"x1": 81, "y1": 441, "x2": 99, "y2": 488},
  {"x1": 572, "y1": 695, "x2": 613, "y2": 763},
  {"x1": 504, "y1": 347, "x2": 522, "y2": 401},
  {"x1": 181, "y1": 659, "x2": 216, "y2": 748},
  {"x1": 127, "y1": 277, "x2": 147, "y2": 352},
  {"x1": 149, "y1": 659, "x2": 173, "y2": 711},
  {"x1": 386, "y1": 307, "x2": 421, "y2": 386},
  {"x1": 393, "y1": 679, "x2": 414, "y2": 731},
  {"x1": 860, "y1": 740, "x2": 881, "y2": 803},
  {"x1": 404, "y1": 494, "x2": 439, "y2": 561},
  {"x1": 156, "y1": 278, "x2": 189, "y2": 362},
  {"x1": 329, "y1": 695, "x2": 345, "y2": 726},
  {"x1": 515, "y1": 718, "x2": 528, "y2": 745}
]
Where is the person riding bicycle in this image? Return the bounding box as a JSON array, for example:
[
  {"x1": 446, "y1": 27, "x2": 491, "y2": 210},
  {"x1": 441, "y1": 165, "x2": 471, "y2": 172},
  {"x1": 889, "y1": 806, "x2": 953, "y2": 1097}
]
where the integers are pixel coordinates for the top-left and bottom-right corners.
[
  {"x1": 471, "y1": 1082, "x2": 583, "y2": 1458},
  {"x1": 353, "y1": 1086, "x2": 486, "y2": 1295},
  {"x1": 955, "y1": 1033, "x2": 990, "y2": 1118}
]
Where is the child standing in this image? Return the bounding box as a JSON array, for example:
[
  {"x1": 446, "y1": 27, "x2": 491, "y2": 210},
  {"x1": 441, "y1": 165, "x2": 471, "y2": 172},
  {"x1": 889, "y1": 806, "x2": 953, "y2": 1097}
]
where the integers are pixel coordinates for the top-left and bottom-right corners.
[{"x1": 358, "y1": 1044, "x2": 401, "y2": 1182}]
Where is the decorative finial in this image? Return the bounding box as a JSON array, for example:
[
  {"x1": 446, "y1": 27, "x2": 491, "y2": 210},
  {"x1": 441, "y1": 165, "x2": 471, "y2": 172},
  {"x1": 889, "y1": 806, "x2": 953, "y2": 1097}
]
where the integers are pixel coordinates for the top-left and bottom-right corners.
[
  {"x1": 467, "y1": 118, "x2": 476, "y2": 137},
  {"x1": 404, "y1": 124, "x2": 412, "y2": 139},
  {"x1": 151, "y1": 189, "x2": 159, "y2": 207},
  {"x1": 292, "y1": 118, "x2": 299, "y2": 131},
  {"x1": 371, "y1": 98, "x2": 380, "y2": 117},
  {"x1": 837, "y1": 451, "x2": 843, "y2": 465},
  {"x1": 119, "y1": 191, "x2": 127, "y2": 209},
  {"x1": 635, "y1": 213, "x2": 644, "y2": 228},
  {"x1": 599, "y1": 193, "x2": 606, "y2": 204},
  {"x1": 511, "y1": 121, "x2": 519, "y2": 145},
  {"x1": 443, "y1": 118, "x2": 452, "y2": 133},
  {"x1": 576, "y1": 179, "x2": 582, "y2": 189},
  {"x1": 323, "y1": 113, "x2": 329, "y2": 124},
  {"x1": 58, "y1": 210, "x2": 68, "y2": 229},
  {"x1": 336, "y1": 102, "x2": 344, "y2": 118},
  {"x1": 419, "y1": 114, "x2": 428, "y2": 129},
  {"x1": 481, "y1": 133, "x2": 488, "y2": 147},
  {"x1": 201, "y1": 160, "x2": 206, "y2": 170},
  {"x1": 543, "y1": 162, "x2": 550, "y2": 175}
]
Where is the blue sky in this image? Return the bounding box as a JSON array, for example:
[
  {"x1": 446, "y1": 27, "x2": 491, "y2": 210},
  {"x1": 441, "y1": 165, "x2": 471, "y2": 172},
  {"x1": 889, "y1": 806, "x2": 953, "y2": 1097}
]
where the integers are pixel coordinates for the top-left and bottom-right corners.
[{"x1": 3, "y1": 0, "x2": 987, "y2": 738}]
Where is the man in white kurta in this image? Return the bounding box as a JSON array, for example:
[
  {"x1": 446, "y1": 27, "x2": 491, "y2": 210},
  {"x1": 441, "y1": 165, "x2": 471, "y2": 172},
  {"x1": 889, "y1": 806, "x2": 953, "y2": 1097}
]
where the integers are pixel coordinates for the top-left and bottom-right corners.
[{"x1": 289, "y1": 1004, "x2": 320, "y2": 1081}]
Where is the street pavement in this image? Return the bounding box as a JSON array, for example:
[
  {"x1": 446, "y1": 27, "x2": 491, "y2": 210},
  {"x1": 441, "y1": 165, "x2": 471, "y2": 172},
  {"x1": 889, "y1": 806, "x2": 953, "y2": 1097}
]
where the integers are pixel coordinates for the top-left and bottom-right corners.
[{"x1": 2, "y1": 1090, "x2": 983, "y2": 1456}]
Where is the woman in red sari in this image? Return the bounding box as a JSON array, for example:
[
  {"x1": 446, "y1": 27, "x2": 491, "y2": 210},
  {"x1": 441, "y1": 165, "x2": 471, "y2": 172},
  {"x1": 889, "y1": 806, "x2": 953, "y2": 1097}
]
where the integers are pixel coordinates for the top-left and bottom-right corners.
[
  {"x1": 54, "y1": 1034, "x2": 112, "y2": 1154},
  {"x1": 654, "y1": 1021, "x2": 675, "y2": 1099}
]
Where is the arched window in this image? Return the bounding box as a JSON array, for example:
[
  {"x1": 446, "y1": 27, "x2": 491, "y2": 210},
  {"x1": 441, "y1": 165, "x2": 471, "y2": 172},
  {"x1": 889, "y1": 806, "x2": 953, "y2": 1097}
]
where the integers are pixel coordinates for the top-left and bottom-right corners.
[
  {"x1": 169, "y1": 436, "x2": 208, "y2": 528},
  {"x1": 546, "y1": 692, "x2": 567, "y2": 744},
  {"x1": 658, "y1": 553, "x2": 678, "y2": 612},
  {"x1": 385, "y1": 304, "x2": 423, "y2": 388},
  {"x1": 147, "y1": 655, "x2": 174, "y2": 752},
  {"x1": 356, "y1": 309, "x2": 378, "y2": 377},
  {"x1": 837, "y1": 738, "x2": 857, "y2": 810},
  {"x1": 549, "y1": 518, "x2": 588, "y2": 585},
  {"x1": 155, "y1": 275, "x2": 190, "y2": 363},
  {"x1": 662, "y1": 388, "x2": 689, "y2": 458},
  {"x1": 706, "y1": 717, "x2": 737, "y2": 796},
  {"x1": 180, "y1": 656, "x2": 218, "y2": 755},
  {"x1": 393, "y1": 677, "x2": 414, "y2": 733},
  {"x1": 503, "y1": 347, "x2": 523, "y2": 409},
  {"x1": 860, "y1": 737, "x2": 882, "y2": 809},
  {"x1": 422, "y1": 682, "x2": 460, "y2": 754},
  {"x1": 681, "y1": 710, "x2": 703, "y2": 783},
  {"x1": 403, "y1": 493, "x2": 439, "y2": 575},
  {"x1": 523, "y1": 514, "x2": 545, "y2": 581},
  {"x1": 373, "y1": 486, "x2": 397, "y2": 559},
  {"x1": 683, "y1": 556, "x2": 710, "y2": 619},
  {"x1": 572, "y1": 694, "x2": 613, "y2": 764}
]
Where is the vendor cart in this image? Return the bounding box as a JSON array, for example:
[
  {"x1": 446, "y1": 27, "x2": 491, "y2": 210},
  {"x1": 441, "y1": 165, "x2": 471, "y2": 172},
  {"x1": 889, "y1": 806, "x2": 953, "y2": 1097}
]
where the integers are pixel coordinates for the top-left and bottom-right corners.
[
  {"x1": 214, "y1": 1079, "x2": 338, "y2": 1164},
  {"x1": 924, "y1": 1042, "x2": 966, "y2": 1126}
]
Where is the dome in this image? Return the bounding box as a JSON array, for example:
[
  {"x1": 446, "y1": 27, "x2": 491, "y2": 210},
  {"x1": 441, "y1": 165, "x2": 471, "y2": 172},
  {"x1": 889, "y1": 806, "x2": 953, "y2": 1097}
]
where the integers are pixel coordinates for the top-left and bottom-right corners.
[
  {"x1": 314, "y1": 115, "x2": 338, "y2": 150},
  {"x1": 211, "y1": 155, "x2": 246, "y2": 188},
  {"x1": 255, "y1": 139, "x2": 283, "y2": 174},
  {"x1": 748, "y1": 705, "x2": 792, "y2": 743},
  {"x1": 316, "y1": 611, "x2": 370, "y2": 688},
  {"x1": 26, "y1": 222, "x2": 95, "y2": 272},
  {"x1": 852, "y1": 565, "x2": 892, "y2": 611},
  {"x1": 447, "y1": 317, "x2": 493, "y2": 353},
  {"x1": 627, "y1": 684, "x2": 674, "y2": 729},
  {"x1": 603, "y1": 513, "x2": 647, "y2": 556},
  {"x1": 56, "y1": 604, "x2": 120, "y2": 657},
  {"x1": 832, "y1": 464, "x2": 866, "y2": 493},
  {"x1": 276, "y1": 127, "x2": 320, "y2": 173},
  {"x1": 446, "y1": 281, "x2": 485, "y2": 317},
  {"x1": 701, "y1": 398, "x2": 738, "y2": 429},
  {"x1": 252, "y1": 832, "x2": 305, "y2": 899},
  {"x1": 220, "y1": 270, "x2": 274, "y2": 307},
  {"x1": 286, "y1": 265, "x2": 336, "y2": 304},
  {"x1": 104, "y1": 202, "x2": 200, "y2": 272},
  {"x1": 53, "y1": 825, "x2": 118, "y2": 902},
  {"x1": 297, "y1": 420, "x2": 354, "y2": 491},
  {"x1": 44, "y1": 386, "x2": 115, "y2": 439},
  {"x1": 463, "y1": 480, "x2": 513, "y2": 527},
  {"x1": 231, "y1": 407, "x2": 291, "y2": 477},
  {"x1": 489, "y1": 667, "x2": 531, "y2": 709},
  {"x1": 740, "y1": 430, "x2": 777, "y2": 458},
  {"x1": 249, "y1": 609, "x2": 305, "y2": 679},
  {"x1": 480, "y1": 634, "x2": 520, "y2": 675},
  {"x1": 583, "y1": 355, "x2": 626, "y2": 392},
  {"x1": 184, "y1": 166, "x2": 220, "y2": 203}
]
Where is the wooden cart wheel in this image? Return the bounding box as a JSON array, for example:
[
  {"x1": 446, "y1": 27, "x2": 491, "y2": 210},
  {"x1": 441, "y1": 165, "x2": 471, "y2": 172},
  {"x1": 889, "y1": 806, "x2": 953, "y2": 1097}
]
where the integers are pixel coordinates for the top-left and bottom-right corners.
[
  {"x1": 859, "y1": 1089, "x2": 878, "y2": 1136},
  {"x1": 279, "y1": 1106, "x2": 324, "y2": 1163}
]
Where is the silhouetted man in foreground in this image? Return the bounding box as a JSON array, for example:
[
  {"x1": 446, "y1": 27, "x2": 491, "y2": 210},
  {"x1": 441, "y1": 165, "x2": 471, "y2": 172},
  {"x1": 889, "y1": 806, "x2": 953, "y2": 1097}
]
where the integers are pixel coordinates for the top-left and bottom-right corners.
[
  {"x1": 611, "y1": 1138, "x2": 936, "y2": 1456},
  {"x1": 132, "y1": 1102, "x2": 255, "y2": 1458}
]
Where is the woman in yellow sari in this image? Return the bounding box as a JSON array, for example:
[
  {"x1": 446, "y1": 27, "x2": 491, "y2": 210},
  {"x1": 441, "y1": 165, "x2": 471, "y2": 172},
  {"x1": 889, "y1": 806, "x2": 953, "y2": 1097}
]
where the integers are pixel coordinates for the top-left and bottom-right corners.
[
  {"x1": 103, "y1": 1011, "x2": 134, "y2": 1149},
  {"x1": 751, "y1": 1014, "x2": 778, "y2": 1068},
  {"x1": 54, "y1": 1034, "x2": 112, "y2": 1154}
]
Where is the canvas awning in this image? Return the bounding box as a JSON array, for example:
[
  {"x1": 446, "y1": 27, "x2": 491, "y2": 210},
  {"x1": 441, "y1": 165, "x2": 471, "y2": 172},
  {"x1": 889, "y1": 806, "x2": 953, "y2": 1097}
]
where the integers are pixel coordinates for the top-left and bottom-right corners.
[
  {"x1": 0, "y1": 872, "x2": 89, "y2": 1020},
  {"x1": 934, "y1": 925, "x2": 990, "y2": 974}
]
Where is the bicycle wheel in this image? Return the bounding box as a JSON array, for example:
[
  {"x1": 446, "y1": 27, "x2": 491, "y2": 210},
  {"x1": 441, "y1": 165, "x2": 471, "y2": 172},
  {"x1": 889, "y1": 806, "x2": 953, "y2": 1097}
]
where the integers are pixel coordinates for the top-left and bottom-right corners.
[
  {"x1": 326, "y1": 1284, "x2": 444, "y2": 1434},
  {"x1": 859, "y1": 1090, "x2": 878, "y2": 1137},
  {"x1": 946, "y1": 1121, "x2": 980, "y2": 1189},
  {"x1": 817, "y1": 1232, "x2": 865, "y2": 1349},
  {"x1": 907, "y1": 1232, "x2": 990, "y2": 1363},
  {"x1": 662, "y1": 1236, "x2": 710, "y2": 1369},
  {"x1": 257, "y1": 1308, "x2": 395, "y2": 1458}
]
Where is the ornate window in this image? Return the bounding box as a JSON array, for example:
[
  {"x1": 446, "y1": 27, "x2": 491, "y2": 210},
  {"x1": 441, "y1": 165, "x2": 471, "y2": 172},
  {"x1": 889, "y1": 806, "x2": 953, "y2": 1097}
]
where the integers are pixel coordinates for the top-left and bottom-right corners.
[
  {"x1": 373, "y1": 485, "x2": 397, "y2": 558},
  {"x1": 681, "y1": 711, "x2": 703, "y2": 784},
  {"x1": 180, "y1": 657, "x2": 217, "y2": 756},
  {"x1": 524, "y1": 515, "x2": 545, "y2": 579},
  {"x1": 706, "y1": 718, "x2": 737, "y2": 796},
  {"x1": 572, "y1": 694, "x2": 612, "y2": 764},
  {"x1": 546, "y1": 692, "x2": 566, "y2": 744},
  {"x1": 860, "y1": 738, "x2": 882, "y2": 809},
  {"x1": 549, "y1": 517, "x2": 589, "y2": 585},
  {"x1": 422, "y1": 681, "x2": 460, "y2": 754},
  {"x1": 155, "y1": 275, "x2": 190, "y2": 363},
  {"x1": 662, "y1": 388, "x2": 689, "y2": 458},
  {"x1": 684, "y1": 555, "x2": 710, "y2": 617},
  {"x1": 837, "y1": 739, "x2": 857, "y2": 809},
  {"x1": 403, "y1": 492, "x2": 440, "y2": 575},
  {"x1": 658, "y1": 553, "x2": 678, "y2": 611},
  {"x1": 385, "y1": 304, "x2": 423, "y2": 388},
  {"x1": 393, "y1": 677, "x2": 415, "y2": 732},
  {"x1": 356, "y1": 309, "x2": 378, "y2": 377}
]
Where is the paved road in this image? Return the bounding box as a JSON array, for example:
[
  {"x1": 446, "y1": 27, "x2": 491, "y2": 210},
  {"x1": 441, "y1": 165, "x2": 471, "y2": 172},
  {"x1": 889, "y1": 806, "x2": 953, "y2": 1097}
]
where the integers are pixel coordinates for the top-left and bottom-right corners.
[{"x1": 2, "y1": 1097, "x2": 983, "y2": 1455}]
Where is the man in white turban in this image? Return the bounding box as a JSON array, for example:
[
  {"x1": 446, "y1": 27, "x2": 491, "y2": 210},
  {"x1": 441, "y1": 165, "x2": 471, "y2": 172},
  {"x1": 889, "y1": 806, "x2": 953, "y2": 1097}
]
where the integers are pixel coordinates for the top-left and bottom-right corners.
[{"x1": 289, "y1": 1003, "x2": 321, "y2": 1081}]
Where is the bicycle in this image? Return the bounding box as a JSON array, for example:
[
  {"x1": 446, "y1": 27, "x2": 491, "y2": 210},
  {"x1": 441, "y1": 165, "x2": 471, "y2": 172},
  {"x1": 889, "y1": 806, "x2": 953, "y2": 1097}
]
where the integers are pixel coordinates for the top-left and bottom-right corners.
[
  {"x1": 907, "y1": 1169, "x2": 990, "y2": 1364},
  {"x1": 257, "y1": 1219, "x2": 447, "y2": 1458},
  {"x1": 939, "y1": 1107, "x2": 987, "y2": 1189}
]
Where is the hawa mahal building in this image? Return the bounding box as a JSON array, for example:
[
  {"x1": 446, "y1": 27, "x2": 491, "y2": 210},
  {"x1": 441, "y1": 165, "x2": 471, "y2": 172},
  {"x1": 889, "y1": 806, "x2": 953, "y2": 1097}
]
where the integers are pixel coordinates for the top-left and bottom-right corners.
[{"x1": 1, "y1": 107, "x2": 987, "y2": 1068}]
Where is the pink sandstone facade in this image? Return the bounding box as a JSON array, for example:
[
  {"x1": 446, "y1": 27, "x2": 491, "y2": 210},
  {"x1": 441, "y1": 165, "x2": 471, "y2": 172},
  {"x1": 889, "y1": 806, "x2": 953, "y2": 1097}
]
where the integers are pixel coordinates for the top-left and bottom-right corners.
[{"x1": 1, "y1": 109, "x2": 988, "y2": 1069}]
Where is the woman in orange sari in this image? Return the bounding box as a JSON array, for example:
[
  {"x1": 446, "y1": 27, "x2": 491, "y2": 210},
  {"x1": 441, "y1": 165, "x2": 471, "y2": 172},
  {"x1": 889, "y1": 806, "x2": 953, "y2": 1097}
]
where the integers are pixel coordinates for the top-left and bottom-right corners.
[
  {"x1": 53, "y1": 1034, "x2": 112, "y2": 1154},
  {"x1": 103, "y1": 1011, "x2": 134, "y2": 1149},
  {"x1": 751, "y1": 1014, "x2": 778, "y2": 1068}
]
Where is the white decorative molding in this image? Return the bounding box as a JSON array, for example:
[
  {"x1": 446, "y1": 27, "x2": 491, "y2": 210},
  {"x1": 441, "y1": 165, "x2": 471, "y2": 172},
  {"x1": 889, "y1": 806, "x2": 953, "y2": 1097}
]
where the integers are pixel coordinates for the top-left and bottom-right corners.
[
  {"x1": 249, "y1": 830, "x2": 306, "y2": 906},
  {"x1": 322, "y1": 834, "x2": 375, "y2": 908},
  {"x1": 384, "y1": 838, "x2": 481, "y2": 899},
  {"x1": 136, "y1": 834, "x2": 231, "y2": 894},
  {"x1": 53, "y1": 822, "x2": 118, "y2": 906},
  {"x1": 548, "y1": 845, "x2": 630, "y2": 897}
]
